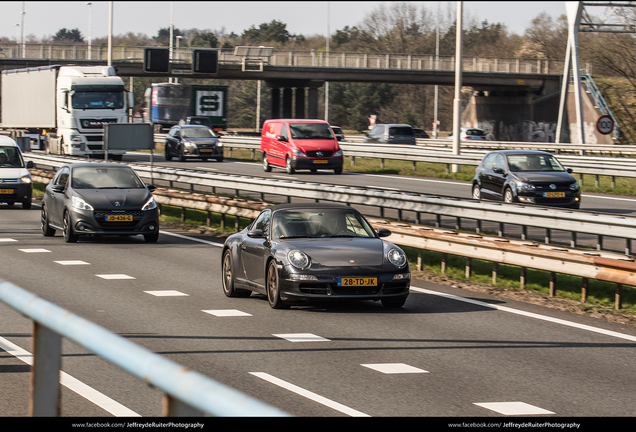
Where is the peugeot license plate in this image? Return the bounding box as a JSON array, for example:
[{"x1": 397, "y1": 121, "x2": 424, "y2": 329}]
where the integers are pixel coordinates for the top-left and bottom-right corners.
[
  {"x1": 106, "y1": 214, "x2": 133, "y2": 222},
  {"x1": 338, "y1": 277, "x2": 377, "y2": 287}
]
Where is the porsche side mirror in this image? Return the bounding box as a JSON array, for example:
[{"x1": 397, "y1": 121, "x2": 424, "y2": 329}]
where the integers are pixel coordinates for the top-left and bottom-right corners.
[
  {"x1": 377, "y1": 228, "x2": 392, "y2": 238},
  {"x1": 247, "y1": 228, "x2": 265, "y2": 238}
]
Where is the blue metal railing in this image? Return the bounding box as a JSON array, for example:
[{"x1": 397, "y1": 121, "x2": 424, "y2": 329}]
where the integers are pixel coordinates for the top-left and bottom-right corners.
[
  {"x1": 572, "y1": 69, "x2": 620, "y2": 140},
  {"x1": 0, "y1": 278, "x2": 291, "y2": 417}
]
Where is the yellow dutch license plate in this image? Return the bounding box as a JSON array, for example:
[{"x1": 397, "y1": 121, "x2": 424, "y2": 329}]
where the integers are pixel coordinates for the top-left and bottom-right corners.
[
  {"x1": 106, "y1": 214, "x2": 133, "y2": 222},
  {"x1": 338, "y1": 277, "x2": 377, "y2": 287},
  {"x1": 0, "y1": 189, "x2": 14, "y2": 194},
  {"x1": 544, "y1": 192, "x2": 565, "y2": 198},
  {"x1": 313, "y1": 159, "x2": 328, "y2": 164}
]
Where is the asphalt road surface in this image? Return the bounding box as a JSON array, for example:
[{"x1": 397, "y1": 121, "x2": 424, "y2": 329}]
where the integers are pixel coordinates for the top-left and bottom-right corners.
[{"x1": 1, "y1": 204, "x2": 636, "y2": 419}]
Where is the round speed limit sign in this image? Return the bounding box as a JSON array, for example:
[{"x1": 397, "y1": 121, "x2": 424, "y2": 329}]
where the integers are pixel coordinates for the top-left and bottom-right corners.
[{"x1": 596, "y1": 115, "x2": 614, "y2": 135}]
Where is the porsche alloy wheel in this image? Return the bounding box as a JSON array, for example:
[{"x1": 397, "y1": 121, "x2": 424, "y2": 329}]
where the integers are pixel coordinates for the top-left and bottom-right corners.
[
  {"x1": 222, "y1": 250, "x2": 251, "y2": 298},
  {"x1": 266, "y1": 260, "x2": 288, "y2": 309}
]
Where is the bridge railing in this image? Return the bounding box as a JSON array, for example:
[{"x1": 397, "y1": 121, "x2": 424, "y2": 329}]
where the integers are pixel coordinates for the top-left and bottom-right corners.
[
  {"x1": 0, "y1": 278, "x2": 290, "y2": 417},
  {"x1": 0, "y1": 43, "x2": 564, "y2": 74}
]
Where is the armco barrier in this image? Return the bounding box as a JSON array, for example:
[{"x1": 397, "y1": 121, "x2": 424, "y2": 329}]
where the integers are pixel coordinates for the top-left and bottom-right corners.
[
  {"x1": 25, "y1": 156, "x2": 636, "y2": 256},
  {"x1": 0, "y1": 279, "x2": 290, "y2": 417}
]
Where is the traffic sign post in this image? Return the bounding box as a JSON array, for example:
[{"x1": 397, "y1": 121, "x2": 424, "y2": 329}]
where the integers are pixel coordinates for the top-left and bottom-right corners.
[{"x1": 596, "y1": 115, "x2": 614, "y2": 135}]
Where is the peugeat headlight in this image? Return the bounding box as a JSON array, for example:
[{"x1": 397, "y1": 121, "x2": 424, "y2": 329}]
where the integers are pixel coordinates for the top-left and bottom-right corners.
[
  {"x1": 72, "y1": 195, "x2": 94, "y2": 211},
  {"x1": 142, "y1": 196, "x2": 157, "y2": 211}
]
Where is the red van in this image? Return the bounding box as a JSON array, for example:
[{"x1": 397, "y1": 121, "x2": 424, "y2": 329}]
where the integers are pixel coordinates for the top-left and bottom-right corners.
[{"x1": 261, "y1": 119, "x2": 343, "y2": 174}]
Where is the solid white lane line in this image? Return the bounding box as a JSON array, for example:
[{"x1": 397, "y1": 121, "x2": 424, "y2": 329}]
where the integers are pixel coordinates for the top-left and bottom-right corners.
[
  {"x1": 410, "y1": 286, "x2": 636, "y2": 342},
  {"x1": 0, "y1": 336, "x2": 140, "y2": 417},
  {"x1": 249, "y1": 372, "x2": 370, "y2": 417}
]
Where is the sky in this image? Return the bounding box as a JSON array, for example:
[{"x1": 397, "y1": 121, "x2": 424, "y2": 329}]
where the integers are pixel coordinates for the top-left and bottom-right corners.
[{"x1": 1, "y1": 1, "x2": 567, "y2": 42}]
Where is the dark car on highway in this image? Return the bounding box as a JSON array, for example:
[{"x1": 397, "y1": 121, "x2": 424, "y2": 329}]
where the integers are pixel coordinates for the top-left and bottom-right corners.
[
  {"x1": 221, "y1": 203, "x2": 410, "y2": 309},
  {"x1": 41, "y1": 163, "x2": 160, "y2": 242},
  {"x1": 472, "y1": 150, "x2": 581, "y2": 209},
  {"x1": 364, "y1": 124, "x2": 416, "y2": 145},
  {"x1": 164, "y1": 124, "x2": 223, "y2": 162}
]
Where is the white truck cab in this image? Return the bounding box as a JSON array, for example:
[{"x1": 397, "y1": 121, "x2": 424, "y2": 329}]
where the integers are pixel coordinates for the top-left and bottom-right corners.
[{"x1": 0, "y1": 135, "x2": 33, "y2": 209}]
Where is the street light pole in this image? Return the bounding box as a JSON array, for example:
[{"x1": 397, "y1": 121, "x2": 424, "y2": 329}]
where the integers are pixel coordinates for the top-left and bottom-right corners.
[
  {"x1": 107, "y1": 1, "x2": 113, "y2": 66},
  {"x1": 325, "y1": 1, "x2": 330, "y2": 122},
  {"x1": 451, "y1": 1, "x2": 463, "y2": 173},
  {"x1": 86, "y1": 2, "x2": 92, "y2": 60},
  {"x1": 20, "y1": 2, "x2": 25, "y2": 58}
]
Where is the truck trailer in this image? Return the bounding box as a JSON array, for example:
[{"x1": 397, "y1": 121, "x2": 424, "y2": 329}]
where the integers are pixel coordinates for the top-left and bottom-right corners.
[
  {"x1": 0, "y1": 65, "x2": 133, "y2": 160},
  {"x1": 143, "y1": 83, "x2": 227, "y2": 133}
]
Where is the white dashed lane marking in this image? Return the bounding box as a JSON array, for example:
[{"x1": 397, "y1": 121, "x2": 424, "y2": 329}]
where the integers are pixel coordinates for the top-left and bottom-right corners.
[
  {"x1": 273, "y1": 333, "x2": 331, "y2": 342},
  {"x1": 361, "y1": 363, "x2": 429, "y2": 374},
  {"x1": 145, "y1": 290, "x2": 189, "y2": 296},
  {"x1": 202, "y1": 309, "x2": 252, "y2": 317},
  {"x1": 95, "y1": 274, "x2": 136, "y2": 280},
  {"x1": 474, "y1": 401, "x2": 555, "y2": 416}
]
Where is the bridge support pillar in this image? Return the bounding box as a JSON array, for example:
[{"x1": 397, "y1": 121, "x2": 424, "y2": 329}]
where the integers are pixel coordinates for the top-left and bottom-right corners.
[{"x1": 266, "y1": 80, "x2": 324, "y2": 120}]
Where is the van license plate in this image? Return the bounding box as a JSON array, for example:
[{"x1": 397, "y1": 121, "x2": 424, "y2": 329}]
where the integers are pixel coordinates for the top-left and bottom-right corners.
[
  {"x1": 338, "y1": 277, "x2": 377, "y2": 287},
  {"x1": 106, "y1": 214, "x2": 133, "y2": 222},
  {"x1": 313, "y1": 160, "x2": 328, "y2": 164},
  {"x1": 0, "y1": 189, "x2": 14, "y2": 194},
  {"x1": 543, "y1": 192, "x2": 565, "y2": 198}
]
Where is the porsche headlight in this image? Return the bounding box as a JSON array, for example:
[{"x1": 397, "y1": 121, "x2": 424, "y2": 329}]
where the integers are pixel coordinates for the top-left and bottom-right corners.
[
  {"x1": 387, "y1": 248, "x2": 407, "y2": 268},
  {"x1": 288, "y1": 250, "x2": 310, "y2": 269},
  {"x1": 72, "y1": 195, "x2": 94, "y2": 211},
  {"x1": 142, "y1": 196, "x2": 157, "y2": 211}
]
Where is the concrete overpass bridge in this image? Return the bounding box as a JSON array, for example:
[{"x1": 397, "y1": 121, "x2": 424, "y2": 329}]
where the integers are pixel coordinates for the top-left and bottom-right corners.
[{"x1": 1, "y1": 44, "x2": 568, "y2": 140}]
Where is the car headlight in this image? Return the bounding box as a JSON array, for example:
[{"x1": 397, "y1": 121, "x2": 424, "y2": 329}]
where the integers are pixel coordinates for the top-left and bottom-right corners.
[
  {"x1": 21, "y1": 174, "x2": 32, "y2": 184},
  {"x1": 72, "y1": 195, "x2": 94, "y2": 211},
  {"x1": 70, "y1": 134, "x2": 83, "y2": 142},
  {"x1": 292, "y1": 149, "x2": 307, "y2": 157},
  {"x1": 516, "y1": 181, "x2": 536, "y2": 192},
  {"x1": 288, "y1": 250, "x2": 310, "y2": 269},
  {"x1": 387, "y1": 248, "x2": 407, "y2": 268},
  {"x1": 142, "y1": 196, "x2": 157, "y2": 211},
  {"x1": 569, "y1": 181, "x2": 579, "y2": 190},
  {"x1": 333, "y1": 149, "x2": 343, "y2": 157}
]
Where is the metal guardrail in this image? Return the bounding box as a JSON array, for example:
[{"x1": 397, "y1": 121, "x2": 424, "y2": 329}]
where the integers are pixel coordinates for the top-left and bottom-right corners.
[
  {"x1": 26, "y1": 165, "x2": 634, "y2": 309},
  {"x1": 213, "y1": 135, "x2": 636, "y2": 183},
  {"x1": 0, "y1": 43, "x2": 565, "y2": 75},
  {"x1": 25, "y1": 154, "x2": 636, "y2": 256},
  {"x1": 0, "y1": 278, "x2": 290, "y2": 417}
]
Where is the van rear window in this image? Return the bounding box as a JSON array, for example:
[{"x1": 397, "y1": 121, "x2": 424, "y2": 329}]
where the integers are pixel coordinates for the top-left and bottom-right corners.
[
  {"x1": 388, "y1": 127, "x2": 413, "y2": 136},
  {"x1": 289, "y1": 123, "x2": 334, "y2": 139}
]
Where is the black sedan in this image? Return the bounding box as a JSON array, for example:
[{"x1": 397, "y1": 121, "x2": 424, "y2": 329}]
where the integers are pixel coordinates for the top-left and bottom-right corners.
[
  {"x1": 472, "y1": 150, "x2": 581, "y2": 209},
  {"x1": 164, "y1": 124, "x2": 223, "y2": 162},
  {"x1": 221, "y1": 203, "x2": 411, "y2": 309},
  {"x1": 41, "y1": 163, "x2": 160, "y2": 243}
]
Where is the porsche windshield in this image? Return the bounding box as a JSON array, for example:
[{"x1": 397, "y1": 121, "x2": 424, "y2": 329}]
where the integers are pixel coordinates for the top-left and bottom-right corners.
[
  {"x1": 273, "y1": 209, "x2": 376, "y2": 239},
  {"x1": 71, "y1": 167, "x2": 145, "y2": 189},
  {"x1": 289, "y1": 123, "x2": 335, "y2": 140}
]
